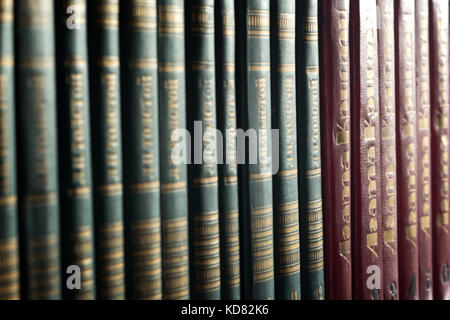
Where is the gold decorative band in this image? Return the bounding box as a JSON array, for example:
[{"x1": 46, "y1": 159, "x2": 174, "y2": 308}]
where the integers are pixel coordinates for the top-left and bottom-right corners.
[
  {"x1": 193, "y1": 176, "x2": 218, "y2": 187},
  {"x1": 191, "y1": 60, "x2": 215, "y2": 71},
  {"x1": 129, "y1": 58, "x2": 158, "y2": 69},
  {"x1": 25, "y1": 192, "x2": 57, "y2": 206},
  {"x1": 97, "y1": 56, "x2": 120, "y2": 67},
  {"x1": 68, "y1": 186, "x2": 91, "y2": 199},
  {"x1": 0, "y1": 195, "x2": 17, "y2": 206},
  {"x1": 19, "y1": 56, "x2": 54, "y2": 68},
  {"x1": 0, "y1": 55, "x2": 13, "y2": 67},
  {"x1": 278, "y1": 64, "x2": 296, "y2": 73},
  {"x1": 159, "y1": 62, "x2": 185, "y2": 73},
  {"x1": 249, "y1": 62, "x2": 271, "y2": 72},
  {"x1": 161, "y1": 181, "x2": 187, "y2": 193},
  {"x1": 97, "y1": 183, "x2": 123, "y2": 196},
  {"x1": 306, "y1": 167, "x2": 322, "y2": 178},
  {"x1": 63, "y1": 57, "x2": 87, "y2": 67},
  {"x1": 130, "y1": 181, "x2": 160, "y2": 193}
]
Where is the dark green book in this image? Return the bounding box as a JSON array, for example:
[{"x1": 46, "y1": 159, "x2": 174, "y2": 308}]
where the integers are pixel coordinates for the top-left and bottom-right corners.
[
  {"x1": 296, "y1": 0, "x2": 325, "y2": 300},
  {"x1": 88, "y1": 0, "x2": 125, "y2": 300},
  {"x1": 122, "y1": 0, "x2": 162, "y2": 300},
  {"x1": 271, "y1": 0, "x2": 301, "y2": 300},
  {"x1": 186, "y1": 0, "x2": 221, "y2": 300},
  {"x1": 236, "y1": 0, "x2": 275, "y2": 300},
  {"x1": 215, "y1": 0, "x2": 241, "y2": 300},
  {"x1": 0, "y1": 0, "x2": 20, "y2": 300},
  {"x1": 56, "y1": 0, "x2": 96, "y2": 300},
  {"x1": 16, "y1": 0, "x2": 61, "y2": 300},
  {"x1": 158, "y1": 0, "x2": 190, "y2": 300}
]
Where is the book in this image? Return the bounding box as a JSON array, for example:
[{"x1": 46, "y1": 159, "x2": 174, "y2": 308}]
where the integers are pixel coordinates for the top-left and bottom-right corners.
[
  {"x1": 429, "y1": 0, "x2": 450, "y2": 300},
  {"x1": 215, "y1": 0, "x2": 241, "y2": 300},
  {"x1": 395, "y1": 0, "x2": 419, "y2": 300},
  {"x1": 88, "y1": 0, "x2": 125, "y2": 300},
  {"x1": 236, "y1": 0, "x2": 275, "y2": 300},
  {"x1": 16, "y1": 0, "x2": 61, "y2": 300},
  {"x1": 415, "y1": 0, "x2": 433, "y2": 301},
  {"x1": 186, "y1": 0, "x2": 221, "y2": 300},
  {"x1": 121, "y1": 0, "x2": 162, "y2": 300},
  {"x1": 158, "y1": 0, "x2": 190, "y2": 300},
  {"x1": 319, "y1": 0, "x2": 352, "y2": 300},
  {"x1": 297, "y1": 0, "x2": 325, "y2": 300},
  {"x1": 186, "y1": 1, "x2": 219, "y2": 302},
  {"x1": 350, "y1": 0, "x2": 383, "y2": 300},
  {"x1": 56, "y1": 0, "x2": 96, "y2": 300},
  {"x1": 377, "y1": 0, "x2": 399, "y2": 300},
  {"x1": 271, "y1": 0, "x2": 301, "y2": 300},
  {"x1": 0, "y1": 0, "x2": 19, "y2": 300}
]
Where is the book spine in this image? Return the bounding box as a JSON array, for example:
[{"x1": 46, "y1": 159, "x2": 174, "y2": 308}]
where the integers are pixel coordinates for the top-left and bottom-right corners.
[
  {"x1": 158, "y1": 0, "x2": 190, "y2": 300},
  {"x1": 238, "y1": 0, "x2": 275, "y2": 300},
  {"x1": 319, "y1": 0, "x2": 352, "y2": 300},
  {"x1": 297, "y1": 0, "x2": 324, "y2": 300},
  {"x1": 377, "y1": 0, "x2": 399, "y2": 300},
  {"x1": 415, "y1": 0, "x2": 433, "y2": 300},
  {"x1": 0, "y1": 0, "x2": 19, "y2": 300},
  {"x1": 271, "y1": 0, "x2": 301, "y2": 300},
  {"x1": 215, "y1": 0, "x2": 241, "y2": 300},
  {"x1": 16, "y1": 0, "x2": 61, "y2": 300},
  {"x1": 395, "y1": 0, "x2": 419, "y2": 300},
  {"x1": 186, "y1": 0, "x2": 221, "y2": 300},
  {"x1": 350, "y1": 0, "x2": 384, "y2": 300},
  {"x1": 122, "y1": 0, "x2": 162, "y2": 300},
  {"x1": 89, "y1": 0, "x2": 125, "y2": 299},
  {"x1": 57, "y1": 0, "x2": 96, "y2": 300},
  {"x1": 429, "y1": 0, "x2": 450, "y2": 300}
]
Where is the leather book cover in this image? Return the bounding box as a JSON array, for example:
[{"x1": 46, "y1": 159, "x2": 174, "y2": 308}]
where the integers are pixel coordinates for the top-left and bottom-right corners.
[
  {"x1": 121, "y1": 0, "x2": 162, "y2": 300},
  {"x1": 157, "y1": 0, "x2": 190, "y2": 300},
  {"x1": 377, "y1": 0, "x2": 399, "y2": 300},
  {"x1": 271, "y1": 0, "x2": 301, "y2": 300},
  {"x1": 350, "y1": 0, "x2": 384, "y2": 300},
  {"x1": 186, "y1": 0, "x2": 221, "y2": 300},
  {"x1": 0, "y1": 0, "x2": 19, "y2": 300},
  {"x1": 56, "y1": 0, "x2": 96, "y2": 300},
  {"x1": 297, "y1": 0, "x2": 325, "y2": 300},
  {"x1": 415, "y1": 0, "x2": 433, "y2": 300},
  {"x1": 319, "y1": 0, "x2": 352, "y2": 300},
  {"x1": 215, "y1": 0, "x2": 241, "y2": 300},
  {"x1": 88, "y1": 0, "x2": 125, "y2": 299},
  {"x1": 429, "y1": 0, "x2": 450, "y2": 300},
  {"x1": 395, "y1": 0, "x2": 419, "y2": 300},
  {"x1": 16, "y1": 0, "x2": 61, "y2": 299},
  {"x1": 236, "y1": 0, "x2": 275, "y2": 300}
]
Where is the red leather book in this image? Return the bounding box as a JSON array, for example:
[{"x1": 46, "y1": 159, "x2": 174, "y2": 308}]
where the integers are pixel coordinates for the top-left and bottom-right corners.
[
  {"x1": 429, "y1": 0, "x2": 450, "y2": 300},
  {"x1": 319, "y1": 0, "x2": 352, "y2": 300},
  {"x1": 350, "y1": 0, "x2": 383, "y2": 300},
  {"x1": 395, "y1": 0, "x2": 419, "y2": 300},
  {"x1": 415, "y1": 0, "x2": 433, "y2": 300},
  {"x1": 377, "y1": 0, "x2": 399, "y2": 300}
]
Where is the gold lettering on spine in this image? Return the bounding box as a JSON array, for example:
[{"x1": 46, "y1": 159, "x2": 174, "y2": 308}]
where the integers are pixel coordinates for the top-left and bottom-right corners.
[
  {"x1": 418, "y1": 11, "x2": 431, "y2": 237},
  {"x1": 365, "y1": 16, "x2": 379, "y2": 259},
  {"x1": 165, "y1": 78, "x2": 181, "y2": 182},
  {"x1": 248, "y1": 10, "x2": 270, "y2": 38},
  {"x1": 402, "y1": 16, "x2": 418, "y2": 246},
  {"x1": 437, "y1": 12, "x2": 449, "y2": 233},
  {"x1": 381, "y1": 5, "x2": 396, "y2": 252},
  {"x1": 336, "y1": 9, "x2": 351, "y2": 265},
  {"x1": 138, "y1": 75, "x2": 157, "y2": 182},
  {"x1": 68, "y1": 73, "x2": 88, "y2": 192},
  {"x1": 102, "y1": 73, "x2": 121, "y2": 183}
]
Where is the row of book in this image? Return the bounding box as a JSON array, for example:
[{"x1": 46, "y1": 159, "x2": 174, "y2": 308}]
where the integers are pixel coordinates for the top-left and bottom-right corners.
[{"x1": 1, "y1": 0, "x2": 450, "y2": 301}]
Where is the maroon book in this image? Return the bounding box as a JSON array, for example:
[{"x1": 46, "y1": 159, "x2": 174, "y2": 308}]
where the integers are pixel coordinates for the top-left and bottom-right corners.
[
  {"x1": 350, "y1": 0, "x2": 384, "y2": 300},
  {"x1": 377, "y1": 0, "x2": 399, "y2": 300},
  {"x1": 395, "y1": 0, "x2": 419, "y2": 300},
  {"x1": 415, "y1": 0, "x2": 433, "y2": 300},
  {"x1": 429, "y1": 0, "x2": 450, "y2": 300},
  {"x1": 319, "y1": 0, "x2": 352, "y2": 300}
]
